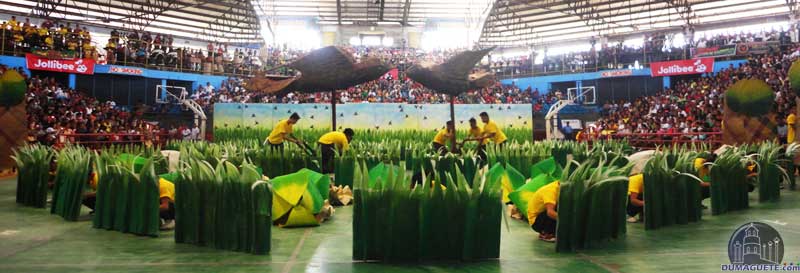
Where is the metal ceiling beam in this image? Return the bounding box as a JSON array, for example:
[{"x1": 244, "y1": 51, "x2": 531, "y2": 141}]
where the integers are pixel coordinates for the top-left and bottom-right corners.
[
  {"x1": 58, "y1": 0, "x2": 257, "y2": 29},
  {"x1": 484, "y1": 0, "x2": 665, "y2": 29},
  {"x1": 487, "y1": 0, "x2": 629, "y2": 19},
  {"x1": 664, "y1": 0, "x2": 695, "y2": 25},
  {"x1": 0, "y1": 6, "x2": 260, "y2": 43},
  {"x1": 787, "y1": 0, "x2": 800, "y2": 19},
  {"x1": 336, "y1": 0, "x2": 342, "y2": 25},
  {"x1": 482, "y1": 0, "x2": 762, "y2": 36},
  {"x1": 401, "y1": 0, "x2": 411, "y2": 26},
  {"x1": 480, "y1": 11, "x2": 790, "y2": 45},
  {"x1": 204, "y1": 0, "x2": 261, "y2": 42},
  {"x1": 481, "y1": 13, "x2": 790, "y2": 47},
  {"x1": 32, "y1": 0, "x2": 64, "y2": 18},
  {"x1": 379, "y1": 0, "x2": 385, "y2": 21}
]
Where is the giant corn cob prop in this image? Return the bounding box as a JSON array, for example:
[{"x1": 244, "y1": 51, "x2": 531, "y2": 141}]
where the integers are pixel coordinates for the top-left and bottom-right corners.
[
  {"x1": 723, "y1": 79, "x2": 776, "y2": 144},
  {"x1": 0, "y1": 69, "x2": 28, "y2": 171}
]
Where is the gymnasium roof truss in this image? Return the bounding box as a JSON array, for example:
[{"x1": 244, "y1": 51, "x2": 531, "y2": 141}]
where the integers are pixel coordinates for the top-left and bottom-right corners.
[
  {"x1": 1, "y1": 0, "x2": 263, "y2": 44},
  {"x1": 479, "y1": 0, "x2": 793, "y2": 48},
  {"x1": 252, "y1": 0, "x2": 491, "y2": 26}
]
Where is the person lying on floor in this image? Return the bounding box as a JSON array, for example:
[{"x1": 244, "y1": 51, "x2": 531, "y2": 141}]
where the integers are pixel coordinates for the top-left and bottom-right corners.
[
  {"x1": 157, "y1": 177, "x2": 176, "y2": 230},
  {"x1": 527, "y1": 181, "x2": 559, "y2": 243},
  {"x1": 627, "y1": 173, "x2": 644, "y2": 223}
]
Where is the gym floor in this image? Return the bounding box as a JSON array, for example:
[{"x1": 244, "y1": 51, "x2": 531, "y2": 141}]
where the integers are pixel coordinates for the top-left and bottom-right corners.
[{"x1": 1, "y1": 176, "x2": 799, "y2": 273}]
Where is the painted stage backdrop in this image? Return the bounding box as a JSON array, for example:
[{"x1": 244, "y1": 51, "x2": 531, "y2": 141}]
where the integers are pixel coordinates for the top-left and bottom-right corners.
[{"x1": 214, "y1": 103, "x2": 534, "y2": 132}]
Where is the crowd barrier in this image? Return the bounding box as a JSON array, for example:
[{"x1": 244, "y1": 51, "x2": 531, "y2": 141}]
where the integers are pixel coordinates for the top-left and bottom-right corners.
[
  {"x1": 55, "y1": 132, "x2": 175, "y2": 149},
  {"x1": 584, "y1": 131, "x2": 723, "y2": 149}
]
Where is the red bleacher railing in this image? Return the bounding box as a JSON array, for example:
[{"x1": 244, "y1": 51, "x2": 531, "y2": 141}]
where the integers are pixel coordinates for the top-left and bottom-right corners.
[
  {"x1": 584, "y1": 131, "x2": 723, "y2": 149},
  {"x1": 55, "y1": 132, "x2": 175, "y2": 149}
]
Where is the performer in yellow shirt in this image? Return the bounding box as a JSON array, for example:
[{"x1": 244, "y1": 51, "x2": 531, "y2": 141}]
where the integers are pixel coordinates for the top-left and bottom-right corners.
[
  {"x1": 82, "y1": 174, "x2": 176, "y2": 230},
  {"x1": 527, "y1": 181, "x2": 559, "y2": 242},
  {"x1": 157, "y1": 178, "x2": 176, "y2": 230},
  {"x1": 461, "y1": 118, "x2": 486, "y2": 160},
  {"x1": 626, "y1": 174, "x2": 644, "y2": 223},
  {"x1": 432, "y1": 121, "x2": 455, "y2": 155},
  {"x1": 479, "y1": 112, "x2": 508, "y2": 147},
  {"x1": 694, "y1": 153, "x2": 716, "y2": 203},
  {"x1": 461, "y1": 118, "x2": 485, "y2": 145},
  {"x1": 317, "y1": 128, "x2": 354, "y2": 174},
  {"x1": 265, "y1": 113, "x2": 300, "y2": 151}
]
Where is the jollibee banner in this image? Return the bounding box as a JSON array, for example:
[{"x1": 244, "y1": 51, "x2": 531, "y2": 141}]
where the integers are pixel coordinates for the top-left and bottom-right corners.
[
  {"x1": 650, "y1": 58, "x2": 714, "y2": 77},
  {"x1": 25, "y1": 54, "x2": 95, "y2": 75}
]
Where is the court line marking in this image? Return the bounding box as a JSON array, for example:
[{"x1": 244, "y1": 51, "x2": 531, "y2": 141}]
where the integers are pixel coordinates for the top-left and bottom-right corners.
[{"x1": 282, "y1": 228, "x2": 312, "y2": 273}]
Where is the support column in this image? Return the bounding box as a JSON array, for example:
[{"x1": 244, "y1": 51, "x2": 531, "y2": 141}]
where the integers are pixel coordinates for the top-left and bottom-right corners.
[
  {"x1": 161, "y1": 79, "x2": 168, "y2": 99},
  {"x1": 68, "y1": 74, "x2": 76, "y2": 89}
]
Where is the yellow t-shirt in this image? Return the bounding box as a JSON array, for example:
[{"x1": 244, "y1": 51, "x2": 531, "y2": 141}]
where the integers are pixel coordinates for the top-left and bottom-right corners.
[
  {"x1": 468, "y1": 126, "x2": 483, "y2": 138},
  {"x1": 468, "y1": 126, "x2": 486, "y2": 144},
  {"x1": 788, "y1": 114, "x2": 796, "y2": 143},
  {"x1": 526, "y1": 181, "x2": 559, "y2": 226},
  {"x1": 159, "y1": 178, "x2": 175, "y2": 202},
  {"x1": 628, "y1": 174, "x2": 643, "y2": 195},
  {"x1": 483, "y1": 120, "x2": 507, "y2": 144},
  {"x1": 318, "y1": 131, "x2": 349, "y2": 151},
  {"x1": 432, "y1": 128, "x2": 452, "y2": 145},
  {"x1": 267, "y1": 119, "x2": 293, "y2": 144},
  {"x1": 89, "y1": 172, "x2": 99, "y2": 190},
  {"x1": 694, "y1": 158, "x2": 710, "y2": 181}
]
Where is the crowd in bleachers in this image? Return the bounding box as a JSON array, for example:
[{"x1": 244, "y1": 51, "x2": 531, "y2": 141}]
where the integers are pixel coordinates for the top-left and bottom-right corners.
[
  {"x1": 595, "y1": 44, "x2": 800, "y2": 139},
  {"x1": 696, "y1": 28, "x2": 790, "y2": 48},
  {"x1": 192, "y1": 73, "x2": 540, "y2": 112},
  {"x1": 22, "y1": 73, "x2": 147, "y2": 145},
  {"x1": 1, "y1": 16, "x2": 98, "y2": 59},
  {"x1": 104, "y1": 33, "x2": 263, "y2": 75},
  {"x1": 490, "y1": 28, "x2": 796, "y2": 77},
  {"x1": 9, "y1": 16, "x2": 800, "y2": 142},
  {"x1": 490, "y1": 33, "x2": 687, "y2": 76}
]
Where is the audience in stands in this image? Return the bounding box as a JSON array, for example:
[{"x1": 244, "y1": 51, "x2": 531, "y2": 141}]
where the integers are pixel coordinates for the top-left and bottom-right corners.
[
  {"x1": 597, "y1": 44, "x2": 800, "y2": 138},
  {"x1": 10, "y1": 66, "x2": 172, "y2": 145},
  {"x1": 192, "y1": 74, "x2": 538, "y2": 112},
  {"x1": 1, "y1": 17, "x2": 98, "y2": 59}
]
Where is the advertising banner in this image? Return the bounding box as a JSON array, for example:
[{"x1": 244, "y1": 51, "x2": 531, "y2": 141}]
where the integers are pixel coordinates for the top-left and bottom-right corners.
[
  {"x1": 736, "y1": 41, "x2": 780, "y2": 56},
  {"x1": 650, "y1": 58, "x2": 714, "y2": 77},
  {"x1": 108, "y1": 66, "x2": 145, "y2": 76},
  {"x1": 600, "y1": 69, "x2": 632, "y2": 78},
  {"x1": 694, "y1": 45, "x2": 736, "y2": 58},
  {"x1": 25, "y1": 54, "x2": 95, "y2": 75}
]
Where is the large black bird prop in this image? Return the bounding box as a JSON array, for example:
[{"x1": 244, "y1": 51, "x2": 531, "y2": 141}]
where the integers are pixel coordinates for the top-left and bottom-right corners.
[
  {"x1": 405, "y1": 47, "x2": 496, "y2": 96},
  {"x1": 245, "y1": 46, "x2": 391, "y2": 94}
]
